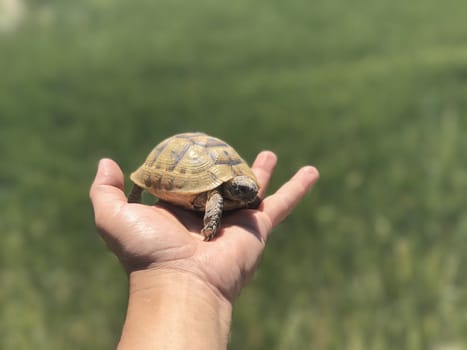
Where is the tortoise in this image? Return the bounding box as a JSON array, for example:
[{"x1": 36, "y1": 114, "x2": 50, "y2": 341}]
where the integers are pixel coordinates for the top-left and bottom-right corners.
[{"x1": 128, "y1": 132, "x2": 260, "y2": 241}]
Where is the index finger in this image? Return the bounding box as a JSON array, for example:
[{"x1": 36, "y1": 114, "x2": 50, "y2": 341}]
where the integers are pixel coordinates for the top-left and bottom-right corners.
[{"x1": 251, "y1": 150, "x2": 278, "y2": 198}]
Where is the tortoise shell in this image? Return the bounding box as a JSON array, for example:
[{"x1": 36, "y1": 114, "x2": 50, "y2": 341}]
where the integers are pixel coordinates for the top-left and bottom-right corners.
[{"x1": 129, "y1": 132, "x2": 258, "y2": 210}]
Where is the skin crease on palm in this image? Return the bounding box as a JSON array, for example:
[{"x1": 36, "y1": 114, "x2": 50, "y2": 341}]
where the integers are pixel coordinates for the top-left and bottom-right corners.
[{"x1": 90, "y1": 150, "x2": 320, "y2": 302}]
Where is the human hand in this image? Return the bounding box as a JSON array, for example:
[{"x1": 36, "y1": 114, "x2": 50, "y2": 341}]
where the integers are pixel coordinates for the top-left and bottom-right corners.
[{"x1": 89, "y1": 151, "x2": 319, "y2": 302}]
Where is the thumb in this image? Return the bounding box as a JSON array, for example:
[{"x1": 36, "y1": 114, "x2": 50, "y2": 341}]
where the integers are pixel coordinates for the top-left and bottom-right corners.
[{"x1": 89, "y1": 158, "x2": 128, "y2": 222}]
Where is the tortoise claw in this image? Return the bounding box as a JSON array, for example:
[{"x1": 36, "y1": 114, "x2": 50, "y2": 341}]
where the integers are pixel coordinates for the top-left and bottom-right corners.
[{"x1": 201, "y1": 227, "x2": 216, "y2": 241}]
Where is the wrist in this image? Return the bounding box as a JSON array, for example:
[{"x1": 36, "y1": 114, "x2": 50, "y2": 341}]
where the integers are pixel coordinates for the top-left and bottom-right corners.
[{"x1": 118, "y1": 268, "x2": 233, "y2": 350}]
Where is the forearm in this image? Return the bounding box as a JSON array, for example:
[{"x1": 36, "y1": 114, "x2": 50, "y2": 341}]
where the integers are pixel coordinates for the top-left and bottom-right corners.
[{"x1": 117, "y1": 269, "x2": 233, "y2": 350}]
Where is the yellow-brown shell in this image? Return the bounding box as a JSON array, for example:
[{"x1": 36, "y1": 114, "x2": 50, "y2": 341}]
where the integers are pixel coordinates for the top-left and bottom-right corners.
[{"x1": 130, "y1": 132, "x2": 258, "y2": 209}]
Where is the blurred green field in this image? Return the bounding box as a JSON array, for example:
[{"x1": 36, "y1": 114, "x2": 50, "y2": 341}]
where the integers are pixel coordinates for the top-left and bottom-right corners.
[{"x1": 2, "y1": 0, "x2": 467, "y2": 349}]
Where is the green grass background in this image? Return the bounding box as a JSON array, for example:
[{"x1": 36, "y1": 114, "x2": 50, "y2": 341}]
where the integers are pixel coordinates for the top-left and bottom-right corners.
[{"x1": 2, "y1": 0, "x2": 467, "y2": 348}]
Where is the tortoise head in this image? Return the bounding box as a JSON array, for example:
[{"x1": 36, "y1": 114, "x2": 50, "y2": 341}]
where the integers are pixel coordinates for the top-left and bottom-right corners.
[{"x1": 223, "y1": 176, "x2": 259, "y2": 203}]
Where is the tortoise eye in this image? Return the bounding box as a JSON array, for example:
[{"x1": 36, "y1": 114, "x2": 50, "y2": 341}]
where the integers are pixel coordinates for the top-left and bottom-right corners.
[{"x1": 236, "y1": 185, "x2": 250, "y2": 194}]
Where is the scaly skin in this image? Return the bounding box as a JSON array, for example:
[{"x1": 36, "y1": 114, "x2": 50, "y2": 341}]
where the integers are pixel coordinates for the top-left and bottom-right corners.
[
  {"x1": 201, "y1": 189, "x2": 224, "y2": 241},
  {"x1": 128, "y1": 184, "x2": 143, "y2": 203}
]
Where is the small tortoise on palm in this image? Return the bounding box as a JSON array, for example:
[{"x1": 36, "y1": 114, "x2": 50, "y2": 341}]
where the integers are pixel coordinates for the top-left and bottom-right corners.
[{"x1": 128, "y1": 132, "x2": 260, "y2": 241}]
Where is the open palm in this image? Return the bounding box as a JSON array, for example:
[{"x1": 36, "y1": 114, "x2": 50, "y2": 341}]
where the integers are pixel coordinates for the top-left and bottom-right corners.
[{"x1": 90, "y1": 151, "x2": 319, "y2": 301}]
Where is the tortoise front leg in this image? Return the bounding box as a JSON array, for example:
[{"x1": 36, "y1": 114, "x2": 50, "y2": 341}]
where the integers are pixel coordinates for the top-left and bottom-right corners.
[
  {"x1": 201, "y1": 189, "x2": 223, "y2": 241},
  {"x1": 128, "y1": 184, "x2": 143, "y2": 203}
]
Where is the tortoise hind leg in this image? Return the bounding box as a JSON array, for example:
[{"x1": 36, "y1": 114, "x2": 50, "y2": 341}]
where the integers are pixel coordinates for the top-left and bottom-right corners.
[
  {"x1": 201, "y1": 189, "x2": 223, "y2": 241},
  {"x1": 128, "y1": 184, "x2": 143, "y2": 203}
]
